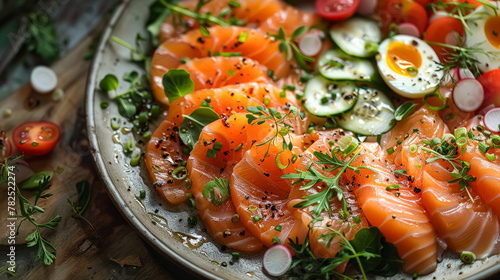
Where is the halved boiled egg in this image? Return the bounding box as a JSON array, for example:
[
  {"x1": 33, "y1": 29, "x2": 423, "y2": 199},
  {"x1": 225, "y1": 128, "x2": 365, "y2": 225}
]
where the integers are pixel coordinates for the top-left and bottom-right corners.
[
  {"x1": 376, "y1": 35, "x2": 443, "y2": 98},
  {"x1": 466, "y1": 1, "x2": 500, "y2": 72}
]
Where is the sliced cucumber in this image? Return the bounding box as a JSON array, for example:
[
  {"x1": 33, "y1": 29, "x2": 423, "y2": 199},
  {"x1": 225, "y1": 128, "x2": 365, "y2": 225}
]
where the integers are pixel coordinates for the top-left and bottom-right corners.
[
  {"x1": 336, "y1": 86, "x2": 395, "y2": 135},
  {"x1": 303, "y1": 76, "x2": 358, "y2": 117},
  {"x1": 330, "y1": 17, "x2": 381, "y2": 58},
  {"x1": 318, "y1": 49, "x2": 376, "y2": 82}
]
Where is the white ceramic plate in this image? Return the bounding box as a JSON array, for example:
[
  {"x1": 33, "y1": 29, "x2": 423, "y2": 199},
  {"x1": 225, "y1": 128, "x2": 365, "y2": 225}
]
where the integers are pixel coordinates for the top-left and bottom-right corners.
[{"x1": 85, "y1": 1, "x2": 500, "y2": 279}]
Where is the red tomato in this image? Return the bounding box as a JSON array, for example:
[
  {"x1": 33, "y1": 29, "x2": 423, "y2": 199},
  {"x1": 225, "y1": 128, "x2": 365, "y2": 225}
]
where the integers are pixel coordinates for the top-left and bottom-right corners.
[
  {"x1": 315, "y1": 0, "x2": 360, "y2": 21},
  {"x1": 13, "y1": 122, "x2": 60, "y2": 156},
  {"x1": 478, "y1": 69, "x2": 500, "y2": 111},
  {"x1": 423, "y1": 17, "x2": 465, "y2": 62},
  {"x1": 377, "y1": 0, "x2": 427, "y2": 36},
  {"x1": 0, "y1": 131, "x2": 12, "y2": 161}
]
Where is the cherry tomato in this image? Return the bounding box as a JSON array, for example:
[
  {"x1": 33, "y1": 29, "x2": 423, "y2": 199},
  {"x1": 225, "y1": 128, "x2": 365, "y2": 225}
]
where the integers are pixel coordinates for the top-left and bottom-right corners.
[
  {"x1": 377, "y1": 0, "x2": 427, "y2": 36},
  {"x1": 315, "y1": 0, "x2": 360, "y2": 21},
  {"x1": 0, "y1": 131, "x2": 12, "y2": 161},
  {"x1": 13, "y1": 122, "x2": 60, "y2": 156},
  {"x1": 423, "y1": 17, "x2": 465, "y2": 62},
  {"x1": 478, "y1": 69, "x2": 500, "y2": 111}
]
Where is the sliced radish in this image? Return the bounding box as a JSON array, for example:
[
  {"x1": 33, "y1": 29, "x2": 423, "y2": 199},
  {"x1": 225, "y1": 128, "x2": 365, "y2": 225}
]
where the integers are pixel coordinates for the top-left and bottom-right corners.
[
  {"x1": 299, "y1": 32, "x2": 322, "y2": 57},
  {"x1": 457, "y1": 68, "x2": 474, "y2": 80},
  {"x1": 31, "y1": 65, "x2": 58, "y2": 94},
  {"x1": 453, "y1": 78, "x2": 484, "y2": 112},
  {"x1": 429, "y1": 11, "x2": 449, "y2": 24},
  {"x1": 484, "y1": 108, "x2": 500, "y2": 132},
  {"x1": 262, "y1": 245, "x2": 292, "y2": 276},
  {"x1": 398, "y1": 23, "x2": 420, "y2": 38},
  {"x1": 357, "y1": 0, "x2": 378, "y2": 15}
]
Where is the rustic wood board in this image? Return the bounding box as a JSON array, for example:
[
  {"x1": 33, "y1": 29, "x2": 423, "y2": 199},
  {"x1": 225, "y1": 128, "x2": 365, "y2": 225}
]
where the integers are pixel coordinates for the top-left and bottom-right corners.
[{"x1": 0, "y1": 15, "x2": 196, "y2": 280}]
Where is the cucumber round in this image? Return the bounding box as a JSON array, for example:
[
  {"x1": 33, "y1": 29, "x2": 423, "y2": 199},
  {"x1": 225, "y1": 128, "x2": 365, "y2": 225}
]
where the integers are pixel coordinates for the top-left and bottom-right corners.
[
  {"x1": 303, "y1": 76, "x2": 358, "y2": 117},
  {"x1": 318, "y1": 49, "x2": 376, "y2": 82},
  {"x1": 336, "y1": 86, "x2": 395, "y2": 135},
  {"x1": 330, "y1": 17, "x2": 381, "y2": 58}
]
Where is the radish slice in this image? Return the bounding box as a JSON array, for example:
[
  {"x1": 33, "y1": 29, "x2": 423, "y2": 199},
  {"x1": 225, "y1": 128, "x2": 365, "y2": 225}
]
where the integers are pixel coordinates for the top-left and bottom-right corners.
[
  {"x1": 457, "y1": 68, "x2": 474, "y2": 80},
  {"x1": 398, "y1": 23, "x2": 420, "y2": 38},
  {"x1": 484, "y1": 108, "x2": 500, "y2": 132},
  {"x1": 31, "y1": 66, "x2": 58, "y2": 94},
  {"x1": 299, "y1": 33, "x2": 322, "y2": 57},
  {"x1": 453, "y1": 79, "x2": 485, "y2": 112},
  {"x1": 357, "y1": 0, "x2": 377, "y2": 15},
  {"x1": 262, "y1": 245, "x2": 292, "y2": 276},
  {"x1": 429, "y1": 11, "x2": 449, "y2": 24}
]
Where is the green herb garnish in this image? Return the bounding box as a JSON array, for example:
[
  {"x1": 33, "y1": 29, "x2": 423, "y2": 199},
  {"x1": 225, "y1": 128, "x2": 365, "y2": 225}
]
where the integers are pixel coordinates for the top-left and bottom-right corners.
[
  {"x1": 269, "y1": 26, "x2": 315, "y2": 72},
  {"x1": 179, "y1": 107, "x2": 220, "y2": 149},
  {"x1": 203, "y1": 178, "x2": 230, "y2": 205}
]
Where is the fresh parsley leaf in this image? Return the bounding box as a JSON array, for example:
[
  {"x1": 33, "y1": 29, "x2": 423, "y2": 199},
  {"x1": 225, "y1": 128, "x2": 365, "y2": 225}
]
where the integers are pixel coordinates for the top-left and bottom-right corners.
[
  {"x1": 67, "y1": 180, "x2": 91, "y2": 216},
  {"x1": 203, "y1": 177, "x2": 230, "y2": 205},
  {"x1": 179, "y1": 107, "x2": 220, "y2": 149},
  {"x1": 162, "y1": 69, "x2": 195, "y2": 103},
  {"x1": 26, "y1": 12, "x2": 60, "y2": 61},
  {"x1": 99, "y1": 74, "x2": 119, "y2": 92}
]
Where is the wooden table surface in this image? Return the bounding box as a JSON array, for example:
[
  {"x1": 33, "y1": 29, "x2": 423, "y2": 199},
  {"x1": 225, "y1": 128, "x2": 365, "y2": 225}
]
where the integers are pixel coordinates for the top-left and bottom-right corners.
[{"x1": 0, "y1": 12, "x2": 198, "y2": 280}]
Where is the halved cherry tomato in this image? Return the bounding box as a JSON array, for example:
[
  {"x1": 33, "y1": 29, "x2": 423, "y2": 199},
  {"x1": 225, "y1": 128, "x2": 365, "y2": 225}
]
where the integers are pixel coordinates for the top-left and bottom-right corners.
[
  {"x1": 0, "y1": 131, "x2": 12, "y2": 161},
  {"x1": 478, "y1": 69, "x2": 500, "y2": 111},
  {"x1": 377, "y1": 0, "x2": 427, "y2": 36},
  {"x1": 13, "y1": 122, "x2": 60, "y2": 156},
  {"x1": 315, "y1": 0, "x2": 360, "y2": 21},
  {"x1": 423, "y1": 17, "x2": 465, "y2": 62}
]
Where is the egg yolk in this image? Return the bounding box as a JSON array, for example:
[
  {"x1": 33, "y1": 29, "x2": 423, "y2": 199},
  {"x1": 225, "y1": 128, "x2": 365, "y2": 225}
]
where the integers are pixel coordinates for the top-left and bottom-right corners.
[
  {"x1": 386, "y1": 41, "x2": 422, "y2": 77},
  {"x1": 485, "y1": 16, "x2": 500, "y2": 49}
]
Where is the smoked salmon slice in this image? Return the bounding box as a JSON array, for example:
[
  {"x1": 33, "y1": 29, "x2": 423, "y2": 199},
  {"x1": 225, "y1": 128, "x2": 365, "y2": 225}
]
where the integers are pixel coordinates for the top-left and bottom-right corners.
[
  {"x1": 346, "y1": 143, "x2": 439, "y2": 275},
  {"x1": 151, "y1": 26, "x2": 290, "y2": 104},
  {"x1": 187, "y1": 113, "x2": 272, "y2": 252},
  {"x1": 146, "y1": 82, "x2": 300, "y2": 205}
]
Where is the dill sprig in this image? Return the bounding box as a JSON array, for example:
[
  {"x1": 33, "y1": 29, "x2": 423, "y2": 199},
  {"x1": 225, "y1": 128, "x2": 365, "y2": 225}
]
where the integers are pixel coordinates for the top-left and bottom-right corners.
[
  {"x1": 269, "y1": 26, "x2": 316, "y2": 72},
  {"x1": 421, "y1": 130, "x2": 476, "y2": 202},
  {"x1": 282, "y1": 137, "x2": 377, "y2": 218},
  {"x1": 427, "y1": 0, "x2": 498, "y2": 35},
  {"x1": 426, "y1": 33, "x2": 499, "y2": 79},
  {"x1": 246, "y1": 105, "x2": 298, "y2": 168},
  {"x1": 159, "y1": 0, "x2": 245, "y2": 35}
]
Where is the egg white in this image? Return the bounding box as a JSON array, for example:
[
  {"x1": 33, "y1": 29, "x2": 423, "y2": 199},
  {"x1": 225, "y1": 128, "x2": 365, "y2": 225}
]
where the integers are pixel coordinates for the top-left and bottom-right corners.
[
  {"x1": 376, "y1": 35, "x2": 443, "y2": 98},
  {"x1": 466, "y1": 1, "x2": 500, "y2": 73}
]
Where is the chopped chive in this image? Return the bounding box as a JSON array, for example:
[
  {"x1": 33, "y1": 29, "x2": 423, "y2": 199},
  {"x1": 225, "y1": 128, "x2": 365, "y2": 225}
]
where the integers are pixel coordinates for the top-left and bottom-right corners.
[
  {"x1": 139, "y1": 190, "x2": 146, "y2": 199},
  {"x1": 387, "y1": 147, "x2": 395, "y2": 155},
  {"x1": 478, "y1": 142, "x2": 490, "y2": 154},
  {"x1": 172, "y1": 166, "x2": 188, "y2": 180},
  {"x1": 486, "y1": 153, "x2": 496, "y2": 161},
  {"x1": 100, "y1": 102, "x2": 109, "y2": 109},
  {"x1": 492, "y1": 135, "x2": 500, "y2": 146},
  {"x1": 215, "y1": 52, "x2": 242, "y2": 57},
  {"x1": 430, "y1": 138, "x2": 441, "y2": 147},
  {"x1": 232, "y1": 252, "x2": 240, "y2": 260},
  {"x1": 320, "y1": 96, "x2": 328, "y2": 104},
  {"x1": 235, "y1": 143, "x2": 243, "y2": 152},
  {"x1": 386, "y1": 184, "x2": 399, "y2": 191},
  {"x1": 272, "y1": 237, "x2": 280, "y2": 245},
  {"x1": 228, "y1": 0, "x2": 240, "y2": 7},
  {"x1": 206, "y1": 148, "x2": 217, "y2": 158},
  {"x1": 279, "y1": 91, "x2": 286, "y2": 98},
  {"x1": 248, "y1": 205, "x2": 258, "y2": 211},
  {"x1": 138, "y1": 111, "x2": 148, "y2": 123},
  {"x1": 188, "y1": 216, "x2": 197, "y2": 226},
  {"x1": 477, "y1": 125, "x2": 484, "y2": 132},
  {"x1": 199, "y1": 26, "x2": 210, "y2": 37},
  {"x1": 180, "y1": 58, "x2": 190, "y2": 64},
  {"x1": 455, "y1": 127, "x2": 467, "y2": 138},
  {"x1": 143, "y1": 131, "x2": 152, "y2": 141},
  {"x1": 187, "y1": 197, "x2": 196, "y2": 212},
  {"x1": 227, "y1": 69, "x2": 235, "y2": 76},
  {"x1": 460, "y1": 251, "x2": 476, "y2": 264},
  {"x1": 252, "y1": 216, "x2": 261, "y2": 222},
  {"x1": 493, "y1": 30, "x2": 498, "y2": 36},
  {"x1": 291, "y1": 154, "x2": 298, "y2": 164},
  {"x1": 263, "y1": 96, "x2": 270, "y2": 105},
  {"x1": 483, "y1": 130, "x2": 492, "y2": 138},
  {"x1": 32, "y1": 142, "x2": 39, "y2": 147},
  {"x1": 300, "y1": 111, "x2": 306, "y2": 120},
  {"x1": 456, "y1": 136, "x2": 468, "y2": 147},
  {"x1": 416, "y1": 164, "x2": 421, "y2": 168},
  {"x1": 413, "y1": 128, "x2": 419, "y2": 133},
  {"x1": 130, "y1": 152, "x2": 141, "y2": 166},
  {"x1": 267, "y1": 69, "x2": 274, "y2": 78},
  {"x1": 213, "y1": 142, "x2": 223, "y2": 151},
  {"x1": 181, "y1": 160, "x2": 187, "y2": 166},
  {"x1": 274, "y1": 225, "x2": 282, "y2": 232},
  {"x1": 151, "y1": 105, "x2": 160, "y2": 118},
  {"x1": 238, "y1": 32, "x2": 248, "y2": 43},
  {"x1": 282, "y1": 85, "x2": 296, "y2": 91},
  {"x1": 409, "y1": 144, "x2": 418, "y2": 153},
  {"x1": 231, "y1": 214, "x2": 240, "y2": 223}
]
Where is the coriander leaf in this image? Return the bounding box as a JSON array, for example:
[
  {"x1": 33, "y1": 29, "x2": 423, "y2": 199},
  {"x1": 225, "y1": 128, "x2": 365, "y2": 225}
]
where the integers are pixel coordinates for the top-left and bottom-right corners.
[
  {"x1": 394, "y1": 102, "x2": 417, "y2": 122},
  {"x1": 162, "y1": 69, "x2": 194, "y2": 103},
  {"x1": 67, "y1": 180, "x2": 91, "y2": 216},
  {"x1": 117, "y1": 98, "x2": 137, "y2": 118},
  {"x1": 179, "y1": 107, "x2": 220, "y2": 149},
  {"x1": 203, "y1": 177, "x2": 230, "y2": 205},
  {"x1": 99, "y1": 74, "x2": 119, "y2": 92}
]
